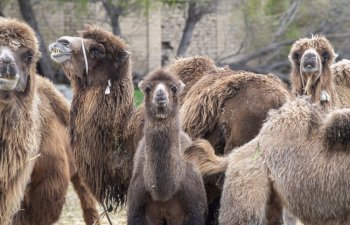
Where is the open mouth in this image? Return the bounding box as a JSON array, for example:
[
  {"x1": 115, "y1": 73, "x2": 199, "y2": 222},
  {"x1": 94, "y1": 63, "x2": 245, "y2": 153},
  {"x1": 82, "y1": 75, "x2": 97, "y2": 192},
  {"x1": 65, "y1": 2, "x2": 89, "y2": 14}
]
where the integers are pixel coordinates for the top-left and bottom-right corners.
[{"x1": 49, "y1": 43, "x2": 72, "y2": 64}]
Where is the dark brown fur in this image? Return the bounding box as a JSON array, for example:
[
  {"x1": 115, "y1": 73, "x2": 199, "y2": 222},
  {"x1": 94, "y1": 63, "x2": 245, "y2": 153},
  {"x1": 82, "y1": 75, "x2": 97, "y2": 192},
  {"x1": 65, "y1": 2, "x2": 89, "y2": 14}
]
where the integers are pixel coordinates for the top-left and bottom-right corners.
[
  {"x1": 50, "y1": 26, "x2": 193, "y2": 210},
  {"x1": 127, "y1": 70, "x2": 207, "y2": 225}
]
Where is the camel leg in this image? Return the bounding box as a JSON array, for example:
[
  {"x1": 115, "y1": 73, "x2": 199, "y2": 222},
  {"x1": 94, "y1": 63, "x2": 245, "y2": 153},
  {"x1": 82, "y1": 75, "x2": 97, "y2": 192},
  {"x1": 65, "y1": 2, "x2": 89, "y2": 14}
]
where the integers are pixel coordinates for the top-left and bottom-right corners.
[
  {"x1": 12, "y1": 155, "x2": 70, "y2": 225},
  {"x1": 71, "y1": 173, "x2": 99, "y2": 225},
  {"x1": 219, "y1": 147, "x2": 272, "y2": 225},
  {"x1": 12, "y1": 122, "x2": 70, "y2": 225},
  {"x1": 66, "y1": 144, "x2": 99, "y2": 225}
]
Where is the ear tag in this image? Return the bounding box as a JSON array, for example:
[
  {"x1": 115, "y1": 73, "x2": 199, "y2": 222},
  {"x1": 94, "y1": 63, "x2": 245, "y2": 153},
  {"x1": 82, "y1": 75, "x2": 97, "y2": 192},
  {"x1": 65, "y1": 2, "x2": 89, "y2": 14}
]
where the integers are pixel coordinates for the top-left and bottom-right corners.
[{"x1": 105, "y1": 79, "x2": 111, "y2": 95}]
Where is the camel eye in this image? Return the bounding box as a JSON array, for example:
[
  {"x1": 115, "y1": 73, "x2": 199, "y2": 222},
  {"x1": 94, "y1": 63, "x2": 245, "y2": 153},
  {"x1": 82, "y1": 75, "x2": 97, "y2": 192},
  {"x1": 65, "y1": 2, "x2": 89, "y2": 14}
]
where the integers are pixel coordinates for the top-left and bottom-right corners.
[
  {"x1": 322, "y1": 51, "x2": 329, "y2": 61},
  {"x1": 21, "y1": 50, "x2": 33, "y2": 63},
  {"x1": 90, "y1": 46, "x2": 105, "y2": 58},
  {"x1": 293, "y1": 52, "x2": 300, "y2": 62},
  {"x1": 145, "y1": 86, "x2": 151, "y2": 93},
  {"x1": 170, "y1": 85, "x2": 178, "y2": 94}
]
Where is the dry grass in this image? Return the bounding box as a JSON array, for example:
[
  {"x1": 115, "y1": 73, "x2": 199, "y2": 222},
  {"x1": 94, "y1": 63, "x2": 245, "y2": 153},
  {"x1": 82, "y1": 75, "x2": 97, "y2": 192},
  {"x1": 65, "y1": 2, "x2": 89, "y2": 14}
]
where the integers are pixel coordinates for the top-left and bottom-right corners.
[{"x1": 55, "y1": 185, "x2": 127, "y2": 225}]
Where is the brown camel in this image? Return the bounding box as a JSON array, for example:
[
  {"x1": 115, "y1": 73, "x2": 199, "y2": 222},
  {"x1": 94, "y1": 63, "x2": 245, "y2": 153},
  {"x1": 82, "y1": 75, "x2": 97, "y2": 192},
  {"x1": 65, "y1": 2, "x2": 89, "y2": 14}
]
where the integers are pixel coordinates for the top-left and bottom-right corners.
[
  {"x1": 127, "y1": 70, "x2": 207, "y2": 225},
  {"x1": 289, "y1": 35, "x2": 350, "y2": 108},
  {"x1": 49, "y1": 26, "x2": 192, "y2": 210},
  {"x1": 0, "y1": 18, "x2": 98, "y2": 225},
  {"x1": 185, "y1": 97, "x2": 350, "y2": 225}
]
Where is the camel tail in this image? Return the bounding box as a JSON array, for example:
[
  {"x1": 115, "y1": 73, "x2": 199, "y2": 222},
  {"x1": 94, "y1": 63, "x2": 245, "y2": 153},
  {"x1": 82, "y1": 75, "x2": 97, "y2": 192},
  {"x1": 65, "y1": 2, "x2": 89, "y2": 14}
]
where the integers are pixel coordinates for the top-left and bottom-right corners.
[
  {"x1": 184, "y1": 139, "x2": 229, "y2": 176},
  {"x1": 324, "y1": 108, "x2": 350, "y2": 151},
  {"x1": 71, "y1": 173, "x2": 100, "y2": 225}
]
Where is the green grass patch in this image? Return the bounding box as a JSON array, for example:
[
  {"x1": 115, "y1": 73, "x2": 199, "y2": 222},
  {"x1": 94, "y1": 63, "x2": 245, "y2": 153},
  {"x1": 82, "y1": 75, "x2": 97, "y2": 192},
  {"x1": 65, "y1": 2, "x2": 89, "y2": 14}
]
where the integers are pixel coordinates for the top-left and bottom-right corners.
[{"x1": 134, "y1": 89, "x2": 144, "y2": 107}]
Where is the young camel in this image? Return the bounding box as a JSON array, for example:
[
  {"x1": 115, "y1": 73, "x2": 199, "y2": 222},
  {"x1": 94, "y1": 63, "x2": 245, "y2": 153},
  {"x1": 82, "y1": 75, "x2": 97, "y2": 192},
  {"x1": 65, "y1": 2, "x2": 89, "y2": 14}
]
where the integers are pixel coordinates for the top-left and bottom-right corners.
[
  {"x1": 289, "y1": 35, "x2": 350, "y2": 109},
  {"x1": 127, "y1": 70, "x2": 207, "y2": 225},
  {"x1": 49, "y1": 26, "x2": 192, "y2": 209},
  {"x1": 0, "y1": 18, "x2": 98, "y2": 225},
  {"x1": 186, "y1": 97, "x2": 350, "y2": 225}
]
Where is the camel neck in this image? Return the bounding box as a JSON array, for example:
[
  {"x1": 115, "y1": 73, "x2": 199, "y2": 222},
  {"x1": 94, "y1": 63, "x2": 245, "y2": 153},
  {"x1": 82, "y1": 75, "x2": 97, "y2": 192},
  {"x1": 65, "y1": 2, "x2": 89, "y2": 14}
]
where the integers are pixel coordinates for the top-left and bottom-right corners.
[{"x1": 143, "y1": 115, "x2": 184, "y2": 200}]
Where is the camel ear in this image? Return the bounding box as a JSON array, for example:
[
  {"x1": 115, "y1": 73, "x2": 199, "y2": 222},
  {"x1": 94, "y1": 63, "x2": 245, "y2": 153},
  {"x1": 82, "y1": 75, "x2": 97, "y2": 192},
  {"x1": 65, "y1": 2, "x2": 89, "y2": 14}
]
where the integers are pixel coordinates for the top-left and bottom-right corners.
[
  {"x1": 138, "y1": 80, "x2": 145, "y2": 91},
  {"x1": 178, "y1": 81, "x2": 185, "y2": 94}
]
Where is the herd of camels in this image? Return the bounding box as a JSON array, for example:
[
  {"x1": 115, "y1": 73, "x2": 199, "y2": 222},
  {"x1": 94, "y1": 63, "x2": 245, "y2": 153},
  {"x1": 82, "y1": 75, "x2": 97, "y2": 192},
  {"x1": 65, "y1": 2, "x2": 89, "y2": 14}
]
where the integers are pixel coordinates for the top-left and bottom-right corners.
[{"x1": 1, "y1": 17, "x2": 350, "y2": 225}]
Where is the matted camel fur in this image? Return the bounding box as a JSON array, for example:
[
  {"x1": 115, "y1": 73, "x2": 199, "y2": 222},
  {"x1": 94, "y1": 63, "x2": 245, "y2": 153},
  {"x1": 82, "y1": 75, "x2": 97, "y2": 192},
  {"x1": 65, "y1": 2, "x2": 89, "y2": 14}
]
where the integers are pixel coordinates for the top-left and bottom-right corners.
[
  {"x1": 0, "y1": 18, "x2": 98, "y2": 225},
  {"x1": 186, "y1": 97, "x2": 350, "y2": 225}
]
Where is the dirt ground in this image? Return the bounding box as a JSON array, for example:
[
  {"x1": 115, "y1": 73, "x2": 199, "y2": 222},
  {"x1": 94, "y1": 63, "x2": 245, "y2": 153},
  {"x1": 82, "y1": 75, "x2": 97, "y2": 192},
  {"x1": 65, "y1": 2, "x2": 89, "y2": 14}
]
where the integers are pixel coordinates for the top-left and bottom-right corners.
[{"x1": 55, "y1": 185, "x2": 127, "y2": 225}]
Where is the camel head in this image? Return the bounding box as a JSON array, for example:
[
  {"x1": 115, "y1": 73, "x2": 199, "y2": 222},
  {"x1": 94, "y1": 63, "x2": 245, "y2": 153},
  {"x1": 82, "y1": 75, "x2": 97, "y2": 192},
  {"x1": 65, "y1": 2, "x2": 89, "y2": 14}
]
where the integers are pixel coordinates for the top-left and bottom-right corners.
[
  {"x1": 49, "y1": 26, "x2": 130, "y2": 89},
  {"x1": 0, "y1": 18, "x2": 39, "y2": 102},
  {"x1": 289, "y1": 35, "x2": 336, "y2": 97},
  {"x1": 139, "y1": 70, "x2": 185, "y2": 119}
]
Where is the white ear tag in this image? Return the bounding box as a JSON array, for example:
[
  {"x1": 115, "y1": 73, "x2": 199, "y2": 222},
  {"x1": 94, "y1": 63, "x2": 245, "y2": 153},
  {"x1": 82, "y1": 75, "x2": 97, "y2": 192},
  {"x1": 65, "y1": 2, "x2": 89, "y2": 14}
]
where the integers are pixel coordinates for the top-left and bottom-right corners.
[{"x1": 105, "y1": 79, "x2": 111, "y2": 95}]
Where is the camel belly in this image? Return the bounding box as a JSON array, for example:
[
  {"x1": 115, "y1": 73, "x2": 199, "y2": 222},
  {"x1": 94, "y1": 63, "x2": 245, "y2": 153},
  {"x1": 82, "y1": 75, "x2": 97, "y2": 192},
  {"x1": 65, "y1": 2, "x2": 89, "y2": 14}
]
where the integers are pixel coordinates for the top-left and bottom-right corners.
[{"x1": 145, "y1": 195, "x2": 185, "y2": 225}]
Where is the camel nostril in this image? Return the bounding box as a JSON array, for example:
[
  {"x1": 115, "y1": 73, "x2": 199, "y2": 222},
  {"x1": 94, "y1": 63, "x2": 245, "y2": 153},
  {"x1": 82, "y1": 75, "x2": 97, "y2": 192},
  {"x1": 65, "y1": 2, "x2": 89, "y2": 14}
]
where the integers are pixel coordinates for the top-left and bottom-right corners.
[
  {"x1": 57, "y1": 38, "x2": 70, "y2": 47},
  {"x1": 304, "y1": 53, "x2": 316, "y2": 60},
  {"x1": 0, "y1": 56, "x2": 14, "y2": 65}
]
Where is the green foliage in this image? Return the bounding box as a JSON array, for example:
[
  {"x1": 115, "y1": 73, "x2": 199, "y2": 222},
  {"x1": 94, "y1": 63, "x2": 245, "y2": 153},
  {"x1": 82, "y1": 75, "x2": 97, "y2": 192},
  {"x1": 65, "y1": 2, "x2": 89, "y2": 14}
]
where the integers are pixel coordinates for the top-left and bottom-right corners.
[
  {"x1": 134, "y1": 89, "x2": 144, "y2": 107},
  {"x1": 264, "y1": 0, "x2": 288, "y2": 15}
]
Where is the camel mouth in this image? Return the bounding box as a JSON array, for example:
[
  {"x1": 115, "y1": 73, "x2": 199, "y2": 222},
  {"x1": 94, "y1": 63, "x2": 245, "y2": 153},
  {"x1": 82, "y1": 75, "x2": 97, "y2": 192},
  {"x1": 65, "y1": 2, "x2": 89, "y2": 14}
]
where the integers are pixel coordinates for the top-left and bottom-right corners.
[
  {"x1": 0, "y1": 76, "x2": 19, "y2": 90},
  {"x1": 302, "y1": 65, "x2": 319, "y2": 73},
  {"x1": 49, "y1": 42, "x2": 72, "y2": 64}
]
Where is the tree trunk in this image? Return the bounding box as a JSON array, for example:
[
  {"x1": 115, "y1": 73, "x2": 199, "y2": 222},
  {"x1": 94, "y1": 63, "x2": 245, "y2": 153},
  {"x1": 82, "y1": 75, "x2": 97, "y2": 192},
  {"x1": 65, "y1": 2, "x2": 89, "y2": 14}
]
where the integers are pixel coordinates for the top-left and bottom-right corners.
[
  {"x1": 176, "y1": 2, "x2": 203, "y2": 57},
  {"x1": 102, "y1": 0, "x2": 122, "y2": 36},
  {"x1": 17, "y1": 0, "x2": 56, "y2": 81}
]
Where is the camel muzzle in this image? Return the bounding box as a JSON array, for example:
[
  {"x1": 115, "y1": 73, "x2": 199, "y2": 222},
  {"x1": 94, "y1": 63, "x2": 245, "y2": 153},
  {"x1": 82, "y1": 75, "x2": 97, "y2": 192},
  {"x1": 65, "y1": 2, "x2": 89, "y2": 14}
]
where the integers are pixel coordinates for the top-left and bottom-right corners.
[
  {"x1": 0, "y1": 61, "x2": 19, "y2": 90},
  {"x1": 49, "y1": 37, "x2": 73, "y2": 64}
]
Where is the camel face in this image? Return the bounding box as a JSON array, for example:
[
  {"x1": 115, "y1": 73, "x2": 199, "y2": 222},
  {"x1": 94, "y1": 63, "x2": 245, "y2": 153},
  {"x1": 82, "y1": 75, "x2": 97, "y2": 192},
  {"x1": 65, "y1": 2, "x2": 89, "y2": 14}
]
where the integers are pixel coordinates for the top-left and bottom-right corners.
[
  {"x1": 290, "y1": 36, "x2": 337, "y2": 97},
  {"x1": 290, "y1": 36, "x2": 335, "y2": 71},
  {"x1": 50, "y1": 33, "x2": 130, "y2": 88},
  {"x1": 0, "y1": 45, "x2": 32, "y2": 99},
  {"x1": 139, "y1": 71, "x2": 184, "y2": 119}
]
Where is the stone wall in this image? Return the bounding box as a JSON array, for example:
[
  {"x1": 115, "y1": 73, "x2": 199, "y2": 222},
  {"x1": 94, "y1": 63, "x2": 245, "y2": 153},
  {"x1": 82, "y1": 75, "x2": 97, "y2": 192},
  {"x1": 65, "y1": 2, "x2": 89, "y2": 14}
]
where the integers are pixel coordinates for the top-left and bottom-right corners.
[{"x1": 4, "y1": 0, "x2": 242, "y2": 75}]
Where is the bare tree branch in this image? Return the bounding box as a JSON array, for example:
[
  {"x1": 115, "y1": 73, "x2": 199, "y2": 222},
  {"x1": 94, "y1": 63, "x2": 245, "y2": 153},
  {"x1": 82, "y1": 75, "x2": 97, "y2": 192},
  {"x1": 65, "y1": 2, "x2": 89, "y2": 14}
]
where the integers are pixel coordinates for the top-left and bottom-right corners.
[{"x1": 274, "y1": 0, "x2": 304, "y2": 39}]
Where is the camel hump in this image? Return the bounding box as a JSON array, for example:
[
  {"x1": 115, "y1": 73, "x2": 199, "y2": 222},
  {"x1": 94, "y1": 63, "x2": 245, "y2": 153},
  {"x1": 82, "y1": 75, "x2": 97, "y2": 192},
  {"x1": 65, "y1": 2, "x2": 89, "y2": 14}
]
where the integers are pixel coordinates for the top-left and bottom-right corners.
[
  {"x1": 36, "y1": 76, "x2": 70, "y2": 127},
  {"x1": 332, "y1": 59, "x2": 350, "y2": 85},
  {"x1": 324, "y1": 108, "x2": 350, "y2": 151},
  {"x1": 184, "y1": 139, "x2": 228, "y2": 176}
]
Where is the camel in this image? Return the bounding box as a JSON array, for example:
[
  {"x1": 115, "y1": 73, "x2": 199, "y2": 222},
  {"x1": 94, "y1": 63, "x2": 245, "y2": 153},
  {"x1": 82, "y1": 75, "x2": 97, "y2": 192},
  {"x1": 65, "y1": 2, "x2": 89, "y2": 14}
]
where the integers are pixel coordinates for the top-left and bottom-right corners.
[
  {"x1": 171, "y1": 60, "x2": 291, "y2": 224},
  {"x1": 289, "y1": 35, "x2": 350, "y2": 108},
  {"x1": 49, "y1": 26, "x2": 192, "y2": 210},
  {"x1": 0, "y1": 18, "x2": 98, "y2": 225},
  {"x1": 127, "y1": 70, "x2": 207, "y2": 225},
  {"x1": 185, "y1": 97, "x2": 350, "y2": 225}
]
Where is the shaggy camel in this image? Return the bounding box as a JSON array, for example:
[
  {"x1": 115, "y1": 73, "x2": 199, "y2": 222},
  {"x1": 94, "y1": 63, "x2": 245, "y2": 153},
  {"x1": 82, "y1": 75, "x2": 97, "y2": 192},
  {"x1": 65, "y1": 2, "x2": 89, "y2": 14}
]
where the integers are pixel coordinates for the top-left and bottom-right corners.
[
  {"x1": 0, "y1": 18, "x2": 98, "y2": 225},
  {"x1": 290, "y1": 35, "x2": 350, "y2": 108},
  {"x1": 171, "y1": 58, "x2": 291, "y2": 224},
  {"x1": 127, "y1": 70, "x2": 207, "y2": 225},
  {"x1": 186, "y1": 97, "x2": 350, "y2": 225},
  {"x1": 49, "y1": 26, "x2": 192, "y2": 209}
]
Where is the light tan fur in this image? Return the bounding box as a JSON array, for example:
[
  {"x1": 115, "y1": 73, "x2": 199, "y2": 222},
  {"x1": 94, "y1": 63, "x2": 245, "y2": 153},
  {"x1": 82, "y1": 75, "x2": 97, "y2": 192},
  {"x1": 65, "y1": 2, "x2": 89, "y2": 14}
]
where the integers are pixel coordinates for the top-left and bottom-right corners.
[
  {"x1": 332, "y1": 59, "x2": 350, "y2": 107},
  {"x1": 184, "y1": 139, "x2": 229, "y2": 176},
  {"x1": 190, "y1": 98, "x2": 350, "y2": 225}
]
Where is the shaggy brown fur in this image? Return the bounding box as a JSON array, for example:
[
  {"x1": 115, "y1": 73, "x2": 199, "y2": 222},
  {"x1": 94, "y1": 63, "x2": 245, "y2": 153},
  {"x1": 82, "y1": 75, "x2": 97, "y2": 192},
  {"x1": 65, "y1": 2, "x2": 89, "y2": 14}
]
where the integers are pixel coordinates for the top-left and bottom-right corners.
[
  {"x1": 181, "y1": 69, "x2": 291, "y2": 155},
  {"x1": 0, "y1": 18, "x2": 98, "y2": 225},
  {"x1": 289, "y1": 35, "x2": 340, "y2": 108},
  {"x1": 172, "y1": 58, "x2": 290, "y2": 225},
  {"x1": 0, "y1": 18, "x2": 41, "y2": 225},
  {"x1": 127, "y1": 70, "x2": 207, "y2": 225},
  {"x1": 49, "y1": 26, "x2": 192, "y2": 210},
  {"x1": 166, "y1": 56, "x2": 223, "y2": 104},
  {"x1": 187, "y1": 97, "x2": 350, "y2": 225}
]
